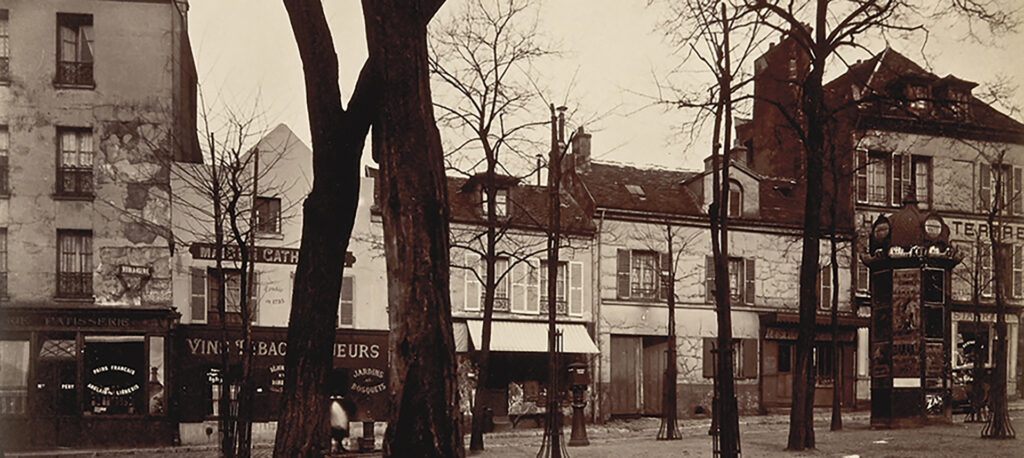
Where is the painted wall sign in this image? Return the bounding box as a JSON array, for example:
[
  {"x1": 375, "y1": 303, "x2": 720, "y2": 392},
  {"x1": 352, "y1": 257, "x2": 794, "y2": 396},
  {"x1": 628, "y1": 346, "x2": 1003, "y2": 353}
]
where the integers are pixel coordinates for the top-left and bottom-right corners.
[{"x1": 189, "y1": 243, "x2": 356, "y2": 267}]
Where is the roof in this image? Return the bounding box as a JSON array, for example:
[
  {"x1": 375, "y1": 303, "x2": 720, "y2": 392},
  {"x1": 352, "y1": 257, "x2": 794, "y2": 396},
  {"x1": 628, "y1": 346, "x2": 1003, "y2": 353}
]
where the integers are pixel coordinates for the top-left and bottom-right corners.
[
  {"x1": 825, "y1": 47, "x2": 1024, "y2": 141},
  {"x1": 582, "y1": 162, "x2": 702, "y2": 216}
]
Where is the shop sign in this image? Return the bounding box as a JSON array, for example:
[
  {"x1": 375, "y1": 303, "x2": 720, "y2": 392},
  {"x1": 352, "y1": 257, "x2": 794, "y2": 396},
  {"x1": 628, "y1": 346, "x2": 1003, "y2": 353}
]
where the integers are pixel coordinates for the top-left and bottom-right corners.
[
  {"x1": 947, "y1": 220, "x2": 1024, "y2": 241},
  {"x1": 189, "y1": 243, "x2": 357, "y2": 266},
  {"x1": 350, "y1": 367, "x2": 386, "y2": 395},
  {"x1": 951, "y1": 312, "x2": 1019, "y2": 324},
  {"x1": 2, "y1": 313, "x2": 163, "y2": 330},
  {"x1": 269, "y1": 364, "x2": 285, "y2": 392},
  {"x1": 184, "y1": 337, "x2": 382, "y2": 362}
]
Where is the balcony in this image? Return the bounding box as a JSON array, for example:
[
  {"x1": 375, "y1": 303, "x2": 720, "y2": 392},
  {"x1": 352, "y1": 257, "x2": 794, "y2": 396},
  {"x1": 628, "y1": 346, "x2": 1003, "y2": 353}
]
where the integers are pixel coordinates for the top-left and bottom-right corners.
[
  {"x1": 57, "y1": 272, "x2": 93, "y2": 299},
  {"x1": 55, "y1": 61, "x2": 94, "y2": 88}
]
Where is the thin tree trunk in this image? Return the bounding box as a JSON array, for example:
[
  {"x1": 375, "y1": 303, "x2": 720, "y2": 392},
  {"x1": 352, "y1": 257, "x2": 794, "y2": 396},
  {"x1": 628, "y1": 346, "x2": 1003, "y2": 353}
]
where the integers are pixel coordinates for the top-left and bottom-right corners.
[
  {"x1": 829, "y1": 235, "x2": 842, "y2": 431},
  {"x1": 470, "y1": 142, "x2": 499, "y2": 451},
  {"x1": 660, "y1": 224, "x2": 680, "y2": 440},
  {"x1": 275, "y1": 1, "x2": 376, "y2": 455},
  {"x1": 363, "y1": 2, "x2": 462, "y2": 456},
  {"x1": 983, "y1": 184, "x2": 1014, "y2": 439}
]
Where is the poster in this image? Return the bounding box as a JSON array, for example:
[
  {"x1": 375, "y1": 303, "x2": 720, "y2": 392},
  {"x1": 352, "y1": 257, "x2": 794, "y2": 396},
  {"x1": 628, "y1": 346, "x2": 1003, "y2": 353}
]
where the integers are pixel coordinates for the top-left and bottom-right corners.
[
  {"x1": 892, "y1": 269, "x2": 920, "y2": 339},
  {"x1": 871, "y1": 342, "x2": 890, "y2": 378},
  {"x1": 925, "y1": 342, "x2": 945, "y2": 378},
  {"x1": 892, "y1": 338, "x2": 920, "y2": 377}
]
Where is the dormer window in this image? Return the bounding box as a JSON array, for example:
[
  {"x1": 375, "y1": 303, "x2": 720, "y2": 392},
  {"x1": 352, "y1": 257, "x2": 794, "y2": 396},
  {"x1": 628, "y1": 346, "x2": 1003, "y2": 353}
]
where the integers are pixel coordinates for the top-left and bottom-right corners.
[
  {"x1": 947, "y1": 89, "x2": 971, "y2": 120},
  {"x1": 482, "y1": 187, "x2": 508, "y2": 217},
  {"x1": 906, "y1": 84, "x2": 929, "y2": 113}
]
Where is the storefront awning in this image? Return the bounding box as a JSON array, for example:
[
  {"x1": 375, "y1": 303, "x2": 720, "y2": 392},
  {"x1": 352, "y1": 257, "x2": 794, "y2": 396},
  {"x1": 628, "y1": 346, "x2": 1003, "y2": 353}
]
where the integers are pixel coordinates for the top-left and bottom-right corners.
[{"x1": 465, "y1": 320, "x2": 599, "y2": 354}]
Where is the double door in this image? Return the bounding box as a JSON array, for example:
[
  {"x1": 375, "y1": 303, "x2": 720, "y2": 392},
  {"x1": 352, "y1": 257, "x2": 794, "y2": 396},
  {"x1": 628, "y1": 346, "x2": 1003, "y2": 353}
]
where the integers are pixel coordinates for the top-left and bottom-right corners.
[{"x1": 610, "y1": 335, "x2": 668, "y2": 416}]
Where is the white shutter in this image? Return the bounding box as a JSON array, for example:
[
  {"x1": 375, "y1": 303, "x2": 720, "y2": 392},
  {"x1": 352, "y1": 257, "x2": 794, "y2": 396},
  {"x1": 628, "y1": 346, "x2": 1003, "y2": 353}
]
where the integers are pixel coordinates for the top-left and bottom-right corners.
[
  {"x1": 569, "y1": 261, "x2": 583, "y2": 316},
  {"x1": 465, "y1": 253, "x2": 481, "y2": 311},
  {"x1": 526, "y1": 260, "x2": 540, "y2": 314},
  {"x1": 511, "y1": 261, "x2": 527, "y2": 313}
]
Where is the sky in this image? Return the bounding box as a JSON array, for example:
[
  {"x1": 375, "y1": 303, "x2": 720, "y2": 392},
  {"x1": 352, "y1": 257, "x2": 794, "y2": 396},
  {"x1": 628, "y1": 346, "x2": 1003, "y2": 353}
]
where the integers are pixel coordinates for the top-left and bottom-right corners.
[{"x1": 188, "y1": 0, "x2": 1024, "y2": 173}]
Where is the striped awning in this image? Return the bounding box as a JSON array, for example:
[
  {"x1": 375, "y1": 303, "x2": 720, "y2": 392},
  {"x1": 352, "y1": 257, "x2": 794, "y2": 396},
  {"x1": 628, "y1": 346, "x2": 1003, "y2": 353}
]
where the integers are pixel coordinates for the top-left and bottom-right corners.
[{"x1": 464, "y1": 320, "x2": 599, "y2": 354}]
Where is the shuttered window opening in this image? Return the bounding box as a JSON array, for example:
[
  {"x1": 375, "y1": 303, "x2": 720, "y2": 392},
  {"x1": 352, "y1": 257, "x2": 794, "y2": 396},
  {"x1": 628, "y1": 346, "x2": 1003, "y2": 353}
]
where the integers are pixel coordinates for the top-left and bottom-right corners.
[
  {"x1": 704, "y1": 256, "x2": 756, "y2": 305},
  {"x1": 339, "y1": 276, "x2": 354, "y2": 327},
  {"x1": 616, "y1": 249, "x2": 674, "y2": 301},
  {"x1": 469, "y1": 254, "x2": 583, "y2": 317},
  {"x1": 702, "y1": 338, "x2": 758, "y2": 379}
]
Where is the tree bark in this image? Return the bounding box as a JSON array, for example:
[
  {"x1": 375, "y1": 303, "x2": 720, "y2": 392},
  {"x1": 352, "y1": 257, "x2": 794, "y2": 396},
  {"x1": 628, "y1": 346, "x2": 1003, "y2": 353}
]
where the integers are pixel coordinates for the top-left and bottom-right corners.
[
  {"x1": 275, "y1": 1, "x2": 375, "y2": 455},
  {"x1": 361, "y1": 2, "x2": 463, "y2": 456}
]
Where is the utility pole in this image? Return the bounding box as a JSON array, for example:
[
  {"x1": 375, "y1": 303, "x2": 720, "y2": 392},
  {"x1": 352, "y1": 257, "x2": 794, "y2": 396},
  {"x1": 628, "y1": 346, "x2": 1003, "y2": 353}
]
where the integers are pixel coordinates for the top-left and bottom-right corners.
[{"x1": 539, "y1": 104, "x2": 566, "y2": 458}]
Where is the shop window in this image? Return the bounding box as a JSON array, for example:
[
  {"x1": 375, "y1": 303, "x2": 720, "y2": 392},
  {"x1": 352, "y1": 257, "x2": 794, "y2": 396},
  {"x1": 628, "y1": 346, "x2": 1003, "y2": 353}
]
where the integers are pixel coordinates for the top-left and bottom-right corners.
[
  {"x1": 617, "y1": 249, "x2": 671, "y2": 301},
  {"x1": 84, "y1": 335, "x2": 145, "y2": 415},
  {"x1": 57, "y1": 230, "x2": 92, "y2": 299},
  {"x1": 813, "y1": 343, "x2": 836, "y2": 385},
  {"x1": 0, "y1": 228, "x2": 6, "y2": 298},
  {"x1": 0, "y1": 340, "x2": 29, "y2": 415},
  {"x1": 702, "y1": 338, "x2": 757, "y2": 379},
  {"x1": 0, "y1": 125, "x2": 8, "y2": 194},
  {"x1": 254, "y1": 196, "x2": 281, "y2": 233},
  {"x1": 705, "y1": 256, "x2": 756, "y2": 305},
  {"x1": 777, "y1": 342, "x2": 791, "y2": 373},
  {"x1": 56, "y1": 128, "x2": 93, "y2": 197},
  {"x1": 339, "y1": 276, "x2": 354, "y2": 327},
  {"x1": 148, "y1": 336, "x2": 165, "y2": 415},
  {"x1": 955, "y1": 322, "x2": 991, "y2": 369},
  {"x1": 55, "y1": 13, "x2": 94, "y2": 87}
]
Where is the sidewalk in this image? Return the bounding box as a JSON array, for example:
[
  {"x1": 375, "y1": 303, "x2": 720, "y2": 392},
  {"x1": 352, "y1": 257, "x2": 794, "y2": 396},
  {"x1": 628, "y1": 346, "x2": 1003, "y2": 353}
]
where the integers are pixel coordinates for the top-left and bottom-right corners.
[{"x1": 6, "y1": 400, "x2": 1022, "y2": 457}]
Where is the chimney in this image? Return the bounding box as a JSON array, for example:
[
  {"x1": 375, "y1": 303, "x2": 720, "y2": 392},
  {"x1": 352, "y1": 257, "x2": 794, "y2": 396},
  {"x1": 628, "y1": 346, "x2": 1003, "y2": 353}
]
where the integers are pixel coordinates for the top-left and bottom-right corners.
[
  {"x1": 729, "y1": 145, "x2": 748, "y2": 167},
  {"x1": 571, "y1": 126, "x2": 592, "y2": 174},
  {"x1": 536, "y1": 154, "x2": 545, "y2": 186}
]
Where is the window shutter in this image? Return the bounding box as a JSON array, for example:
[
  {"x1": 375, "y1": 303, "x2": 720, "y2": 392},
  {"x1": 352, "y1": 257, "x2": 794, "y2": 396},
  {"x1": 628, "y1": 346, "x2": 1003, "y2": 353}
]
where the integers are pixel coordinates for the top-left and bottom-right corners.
[
  {"x1": 980, "y1": 162, "x2": 991, "y2": 211},
  {"x1": 339, "y1": 276, "x2": 354, "y2": 326},
  {"x1": 819, "y1": 266, "x2": 831, "y2": 310},
  {"x1": 744, "y1": 258, "x2": 756, "y2": 305},
  {"x1": 450, "y1": 255, "x2": 463, "y2": 310},
  {"x1": 892, "y1": 154, "x2": 907, "y2": 206},
  {"x1": 249, "y1": 270, "x2": 259, "y2": 324},
  {"x1": 465, "y1": 254, "x2": 481, "y2": 311},
  {"x1": 616, "y1": 249, "x2": 630, "y2": 299},
  {"x1": 190, "y1": 268, "x2": 206, "y2": 322},
  {"x1": 526, "y1": 260, "x2": 540, "y2": 314},
  {"x1": 703, "y1": 338, "x2": 716, "y2": 378},
  {"x1": 705, "y1": 256, "x2": 715, "y2": 304},
  {"x1": 1013, "y1": 167, "x2": 1022, "y2": 215},
  {"x1": 1013, "y1": 245, "x2": 1023, "y2": 299},
  {"x1": 511, "y1": 261, "x2": 527, "y2": 313},
  {"x1": 856, "y1": 149, "x2": 868, "y2": 203},
  {"x1": 569, "y1": 261, "x2": 583, "y2": 316},
  {"x1": 659, "y1": 251, "x2": 672, "y2": 301},
  {"x1": 742, "y1": 339, "x2": 758, "y2": 379}
]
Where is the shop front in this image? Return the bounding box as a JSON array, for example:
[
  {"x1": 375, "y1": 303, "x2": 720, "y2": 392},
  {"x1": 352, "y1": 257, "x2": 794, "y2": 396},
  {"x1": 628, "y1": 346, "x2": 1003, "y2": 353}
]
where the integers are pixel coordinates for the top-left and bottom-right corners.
[
  {"x1": 759, "y1": 312, "x2": 865, "y2": 409},
  {"x1": 0, "y1": 306, "x2": 178, "y2": 450},
  {"x1": 454, "y1": 320, "x2": 599, "y2": 427},
  {"x1": 174, "y1": 325, "x2": 388, "y2": 445}
]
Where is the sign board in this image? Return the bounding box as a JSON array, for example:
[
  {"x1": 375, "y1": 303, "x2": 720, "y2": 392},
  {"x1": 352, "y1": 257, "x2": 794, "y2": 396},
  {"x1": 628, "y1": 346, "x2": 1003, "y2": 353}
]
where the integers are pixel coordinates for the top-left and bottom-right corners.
[{"x1": 189, "y1": 243, "x2": 356, "y2": 267}]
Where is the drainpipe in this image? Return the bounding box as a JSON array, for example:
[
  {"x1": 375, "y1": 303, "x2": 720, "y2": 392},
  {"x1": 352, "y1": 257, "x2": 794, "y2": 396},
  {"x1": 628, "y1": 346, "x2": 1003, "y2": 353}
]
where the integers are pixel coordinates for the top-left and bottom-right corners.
[{"x1": 594, "y1": 208, "x2": 606, "y2": 423}]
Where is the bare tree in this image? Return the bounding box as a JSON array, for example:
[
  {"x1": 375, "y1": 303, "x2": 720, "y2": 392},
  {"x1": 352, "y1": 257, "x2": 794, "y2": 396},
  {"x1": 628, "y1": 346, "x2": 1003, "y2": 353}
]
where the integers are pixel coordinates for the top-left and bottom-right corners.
[
  {"x1": 276, "y1": 1, "x2": 461, "y2": 456},
  {"x1": 428, "y1": 0, "x2": 553, "y2": 449}
]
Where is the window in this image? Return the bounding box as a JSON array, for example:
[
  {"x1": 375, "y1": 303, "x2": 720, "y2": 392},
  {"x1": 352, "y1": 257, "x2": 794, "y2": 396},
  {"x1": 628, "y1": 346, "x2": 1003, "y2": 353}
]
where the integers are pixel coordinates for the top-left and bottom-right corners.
[
  {"x1": 728, "y1": 182, "x2": 742, "y2": 218},
  {"x1": 57, "y1": 128, "x2": 93, "y2": 197},
  {"x1": 907, "y1": 84, "x2": 930, "y2": 112},
  {"x1": 1014, "y1": 245, "x2": 1023, "y2": 299},
  {"x1": 481, "y1": 188, "x2": 508, "y2": 217},
  {"x1": 0, "y1": 228, "x2": 5, "y2": 297},
  {"x1": 624, "y1": 184, "x2": 646, "y2": 200},
  {"x1": 254, "y1": 197, "x2": 281, "y2": 233},
  {"x1": 0, "y1": 340, "x2": 29, "y2": 415},
  {"x1": 339, "y1": 276, "x2": 353, "y2": 327},
  {"x1": 913, "y1": 156, "x2": 931, "y2": 208},
  {"x1": 0, "y1": 125, "x2": 8, "y2": 194},
  {"x1": 980, "y1": 163, "x2": 1021, "y2": 214},
  {"x1": 464, "y1": 255, "x2": 512, "y2": 312},
  {"x1": 203, "y1": 269, "x2": 258, "y2": 324},
  {"x1": 57, "y1": 230, "x2": 92, "y2": 299},
  {"x1": 83, "y1": 335, "x2": 145, "y2": 415},
  {"x1": 55, "y1": 13, "x2": 94, "y2": 87},
  {"x1": 630, "y1": 251, "x2": 658, "y2": 299},
  {"x1": 0, "y1": 10, "x2": 8, "y2": 82},
  {"x1": 813, "y1": 343, "x2": 836, "y2": 385},
  {"x1": 981, "y1": 244, "x2": 993, "y2": 298},
  {"x1": 955, "y1": 322, "x2": 991, "y2": 368},
  {"x1": 867, "y1": 151, "x2": 889, "y2": 204},
  {"x1": 540, "y1": 261, "x2": 567, "y2": 314},
  {"x1": 702, "y1": 338, "x2": 757, "y2": 379},
  {"x1": 818, "y1": 265, "x2": 833, "y2": 310},
  {"x1": 704, "y1": 256, "x2": 756, "y2": 304}
]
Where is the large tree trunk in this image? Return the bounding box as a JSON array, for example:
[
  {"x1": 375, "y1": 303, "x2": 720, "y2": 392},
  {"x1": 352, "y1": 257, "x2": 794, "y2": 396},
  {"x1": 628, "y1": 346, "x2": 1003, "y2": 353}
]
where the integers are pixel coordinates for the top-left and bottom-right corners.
[
  {"x1": 275, "y1": 1, "x2": 375, "y2": 455},
  {"x1": 362, "y1": 2, "x2": 462, "y2": 456}
]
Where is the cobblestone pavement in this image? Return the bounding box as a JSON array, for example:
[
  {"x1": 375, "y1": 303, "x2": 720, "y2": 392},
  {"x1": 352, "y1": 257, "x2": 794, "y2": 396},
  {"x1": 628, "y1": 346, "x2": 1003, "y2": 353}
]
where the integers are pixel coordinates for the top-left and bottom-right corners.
[{"x1": 7, "y1": 407, "x2": 1021, "y2": 457}]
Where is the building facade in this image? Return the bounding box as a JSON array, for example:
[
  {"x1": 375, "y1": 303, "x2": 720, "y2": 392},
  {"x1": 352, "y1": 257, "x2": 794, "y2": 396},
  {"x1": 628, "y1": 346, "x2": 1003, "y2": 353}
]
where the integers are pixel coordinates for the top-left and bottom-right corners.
[
  {"x1": 0, "y1": 0, "x2": 197, "y2": 449},
  {"x1": 170, "y1": 124, "x2": 390, "y2": 446},
  {"x1": 743, "y1": 31, "x2": 1024, "y2": 404}
]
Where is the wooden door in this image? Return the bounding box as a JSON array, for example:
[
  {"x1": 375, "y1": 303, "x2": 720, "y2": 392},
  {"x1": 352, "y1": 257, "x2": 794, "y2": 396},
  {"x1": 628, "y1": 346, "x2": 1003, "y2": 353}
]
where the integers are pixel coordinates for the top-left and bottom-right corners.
[
  {"x1": 642, "y1": 337, "x2": 667, "y2": 415},
  {"x1": 610, "y1": 335, "x2": 640, "y2": 416}
]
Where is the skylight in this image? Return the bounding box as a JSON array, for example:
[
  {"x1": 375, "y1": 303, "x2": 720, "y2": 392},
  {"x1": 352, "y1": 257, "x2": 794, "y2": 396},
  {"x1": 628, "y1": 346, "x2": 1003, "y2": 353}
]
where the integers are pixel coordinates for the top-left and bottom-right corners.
[{"x1": 624, "y1": 184, "x2": 646, "y2": 199}]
